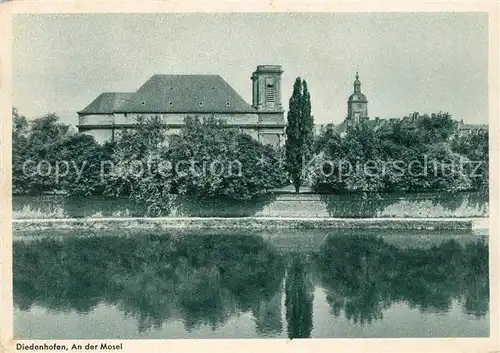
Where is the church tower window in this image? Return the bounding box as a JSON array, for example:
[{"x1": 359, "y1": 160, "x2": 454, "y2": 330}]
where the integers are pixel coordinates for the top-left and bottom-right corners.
[
  {"x1": 265, "y1": 80, "x2": 275, "y2": 103},
  {"x1": 251, "y1": 65, "x2": 283, "y2": 111}
]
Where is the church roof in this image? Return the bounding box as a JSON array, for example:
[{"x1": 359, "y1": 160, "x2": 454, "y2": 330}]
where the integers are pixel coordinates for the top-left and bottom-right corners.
[
  {"x1": 129, "y1": 75, "x2": 256, "y2": 114},
  {"x1": 79, "y1": 75, "x2": 256, "y2": 115},
  {"x1": 78, "y1": 92, "x2": 135, "y2": 114}
]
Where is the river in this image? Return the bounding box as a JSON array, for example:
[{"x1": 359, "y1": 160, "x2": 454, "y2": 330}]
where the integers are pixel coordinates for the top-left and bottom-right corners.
[{"x1": 13, "y1": 228, "x2": 489, "y2": 338}]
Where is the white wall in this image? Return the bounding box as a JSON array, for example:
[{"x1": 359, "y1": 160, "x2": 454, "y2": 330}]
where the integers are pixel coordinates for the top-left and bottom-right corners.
[
  {"x1": 78, "y1": 113, "x2": 284, "y2": 147},
  {"x1": 81, "y1": 129, "x2": 113, "y2": 145}
]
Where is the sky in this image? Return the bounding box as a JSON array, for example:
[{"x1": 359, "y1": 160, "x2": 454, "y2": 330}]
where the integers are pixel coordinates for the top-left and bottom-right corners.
[{"x1": 13, "y1": 12, "x2": 488, "y2": 126}]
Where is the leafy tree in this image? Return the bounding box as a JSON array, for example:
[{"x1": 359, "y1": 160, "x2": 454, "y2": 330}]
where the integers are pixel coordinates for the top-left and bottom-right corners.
[
  {"x1": 12, "y1": 108, "x2": 114, "y2": 196},
  {"x1": 12, "y1": 108, "x2": 30, "y2": 194},
  {"x1": 105, "y1": 115, "x2": 173, "y2": 215},
  {"x1": 107, "y1": 115, "x2": 287, "y2": 215},
  {"x1": 451, "y1": 130, "x2": 489, "y2": 190},
  {"x1": 28, "y1": 113, "x2": 71, "y2": 148},
  {"x1": 169, "y1": 116, "x2": 286, "y2": 200},
  {"x1": 312, "y1": 127, "x2": 336, "y2": 155},
  {"x1": 285, "y1": 78, "x2": 314, "y2": 193},
  {"x1": 312, "y1": 112, "x2": 486, "y2": 193},
  {"x1": 57, "y1": 134, "x2": 114, "y2": 195},
  {"x1": 419, "y1": 112, "x2": 458, "y2": 142},
  {"x1": 12, "y1": 107, "x2": 29, "y2": 139},
  {"x1": 311, "y1": 121, "x2": 386, "y2": 192},
  {"x1": 12, "y1": 111, "x2": 72, "y2": 194}
]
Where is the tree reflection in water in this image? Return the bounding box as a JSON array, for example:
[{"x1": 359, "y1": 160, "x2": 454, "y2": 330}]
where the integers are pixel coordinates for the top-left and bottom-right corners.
[
  {"x1": 314, "y1": 234, "x2": 489, "y2": 325},
  {"x1": 13, "y1": 231, "x2": 488, "y2": 337},
  {"x1": 285, "y1": 253, "x2": 314, "y2": 338},
  {"x1": 13, "y1": 233, "x2": 286, "y2": 334}
]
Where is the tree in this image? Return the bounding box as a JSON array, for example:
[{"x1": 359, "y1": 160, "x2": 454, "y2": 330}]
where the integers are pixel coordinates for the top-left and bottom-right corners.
[
  {"x1": 12, "y1": 107, "x2": 29, "y2": 139},
  {"x1": 419, "y1": 112, "x2": 458, "y2": 142},
  {"x1": 12, "y1": 108, "x2": 115, "y2": 196},
  {"x1": 285, "y1": 78, "x2": 314, "y2": 193},
  {"x1": 12, "y1": 111, "x2": 72, "y2": 194},
  {"x1": 56, "y1": 134, "x2": 114, "y2": 196},
  {"x1": 310, "y1": 112, "x2": 483, "y2": 193},
  {"x1": 451, "y1": 130, "x2": 489, "y2": 190},
  {"x1": 106, "y1": 115, "x2": 173, "y2": 215},
  {"x1": 169, "y1": 116, "x2": 287, "y2": 199},
  {"x1": 301, "y1": 81, "x2": 314, "y2": 158},
  {"x1": 13, "y1": 233, "x2": 286, "y2": 333},
  {"x1": 12, "y1": 108, "x2": 30, "y2": 194},
  {"x1": 107, "y1": 115, "x2": 287, "y2": 215}
]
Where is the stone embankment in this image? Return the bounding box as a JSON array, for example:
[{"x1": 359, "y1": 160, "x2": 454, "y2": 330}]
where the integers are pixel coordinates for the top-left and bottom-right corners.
[
  {"x1": 13, "y1": 192, "x2": 489, "y2": 219},
  {"x1": 12, "y1": 216, "x2": 488, "y2": 232}
]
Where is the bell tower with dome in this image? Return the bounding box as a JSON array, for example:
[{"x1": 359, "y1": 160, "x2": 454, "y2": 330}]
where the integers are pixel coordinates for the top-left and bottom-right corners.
[{"x1": 347, "y1": 70, "x2": 368, "y2": 122}]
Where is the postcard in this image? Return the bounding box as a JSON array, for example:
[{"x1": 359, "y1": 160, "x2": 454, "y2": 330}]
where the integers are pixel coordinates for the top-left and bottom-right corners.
[{"x1": 1, "y1": 1, "x2": 498, "y2": 353}]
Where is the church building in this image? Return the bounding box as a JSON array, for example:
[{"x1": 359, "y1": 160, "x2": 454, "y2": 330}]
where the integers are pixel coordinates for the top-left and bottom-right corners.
[
  {"x1": 331, "y1": 70, "x2": 370, "y2": 136},
  {"x1": 347, "y1": 71, "x2": 368, "y2": 122},
  {"x1": 77, "y1": 65, "x2": 285, "y2": 147}
]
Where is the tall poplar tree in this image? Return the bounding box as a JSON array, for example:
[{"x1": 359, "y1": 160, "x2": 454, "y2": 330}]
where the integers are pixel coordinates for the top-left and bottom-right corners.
[
  {"x1": 285, "y1": 77, "x2": 314, "y2": 193},
  {"x1": 301, "y1": 80, "x2": 314, "y2": 166}
]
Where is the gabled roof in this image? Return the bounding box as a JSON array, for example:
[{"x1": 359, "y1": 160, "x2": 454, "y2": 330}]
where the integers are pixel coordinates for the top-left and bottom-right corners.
[
  {"x1": 332, "y1": 120, "x2": 349, "y2": 135},
  {"x1": 116, "y1": 75, "x2": 255, "y2": 113},
  {"x1": 400, "y1": 114, "x2": 427, "y2": 129},
  {"x1": 333, "y1": 117, "x2": 387, "y2": 135},
  {"x1": 78, "y1": 92, "x2": 134, "y2": 114}
]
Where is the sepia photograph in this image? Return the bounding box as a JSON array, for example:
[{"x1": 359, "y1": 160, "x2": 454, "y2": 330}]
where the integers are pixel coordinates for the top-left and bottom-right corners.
[{"x1": 1, "y1": 3, "x2": 498, "y2": 352}]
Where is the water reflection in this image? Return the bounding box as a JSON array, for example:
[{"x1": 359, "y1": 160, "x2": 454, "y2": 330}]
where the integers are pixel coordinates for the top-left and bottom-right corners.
[
  {"x1": 13, "y1": 233, "x2": 286, "y2": 334},
  {"x1": 285, "y1": 253, "x2": 314, "y2": 338},
  {"x1": 314, "y1": 235, "x2": 489, "y2": 323},
  {"x1": 13, "y1": 231, "x2": 488, "y2": 338}
]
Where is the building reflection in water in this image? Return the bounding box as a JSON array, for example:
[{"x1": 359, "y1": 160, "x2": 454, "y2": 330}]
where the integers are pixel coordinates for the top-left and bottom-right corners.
[{"x1": 13, "y1": 231, "x2": 488, "y2": 338}]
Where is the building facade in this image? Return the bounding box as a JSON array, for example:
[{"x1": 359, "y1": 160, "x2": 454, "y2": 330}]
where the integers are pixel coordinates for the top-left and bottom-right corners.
[{"x1": 77, "y1": 65, "x2": 285, "y2": 147}]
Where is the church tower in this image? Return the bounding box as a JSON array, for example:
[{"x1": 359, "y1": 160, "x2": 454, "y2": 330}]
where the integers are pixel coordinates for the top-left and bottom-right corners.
[
  {"x1": 347, "y1": 70, "x2": 368, "y2": 122},
  {"x1": 251, "y1": 65, "x2": 283, "y2": 112},
  {"x1": 251, "y1": 65, "x2": 285, "y2": 147}
]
